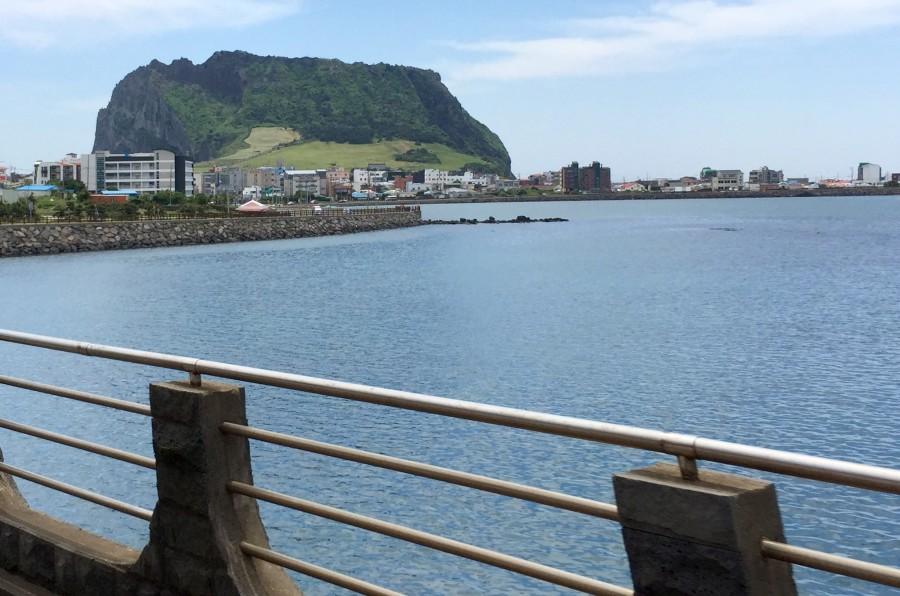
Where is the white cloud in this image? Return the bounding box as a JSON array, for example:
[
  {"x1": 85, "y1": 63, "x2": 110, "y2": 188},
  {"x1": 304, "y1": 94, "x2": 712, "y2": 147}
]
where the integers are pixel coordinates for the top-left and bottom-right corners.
[
  {"x1": 450, "y1": 0, "x2": 900, "y2": 80},
  {"x1": 0, "y1": 0, "x2": 301, "y2": 49}
]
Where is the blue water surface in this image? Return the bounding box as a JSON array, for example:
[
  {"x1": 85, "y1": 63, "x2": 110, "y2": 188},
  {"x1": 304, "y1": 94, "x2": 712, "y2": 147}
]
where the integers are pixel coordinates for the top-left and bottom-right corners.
[{"x1": 0, "y1": 197, "x2": 898, "y2": 594}]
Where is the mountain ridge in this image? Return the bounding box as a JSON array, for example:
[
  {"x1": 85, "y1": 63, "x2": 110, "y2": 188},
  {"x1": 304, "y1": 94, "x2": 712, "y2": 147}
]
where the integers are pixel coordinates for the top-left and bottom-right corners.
[{"x1": 93, "y1": 51, "x2": 511, "y2": 175}]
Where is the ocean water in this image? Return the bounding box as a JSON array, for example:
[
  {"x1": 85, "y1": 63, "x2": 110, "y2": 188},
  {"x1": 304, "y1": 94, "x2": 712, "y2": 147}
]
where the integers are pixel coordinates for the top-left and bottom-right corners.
[{"x1": 0, "y1": 196, "x2": 897, "y2": 594}]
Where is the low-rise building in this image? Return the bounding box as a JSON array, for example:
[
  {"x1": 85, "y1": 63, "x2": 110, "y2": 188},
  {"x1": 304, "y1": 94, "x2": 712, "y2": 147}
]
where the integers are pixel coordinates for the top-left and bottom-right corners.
[
  {"x1": 784, "y1": 177, "x2": 810, "y2": 188},
  {"x1": 1, "y1": 184, "x2": 57, "y2": 203},
  {"x1": 393, "y1": 175, "x2": 414, "y2": 193},
  {"x1": 242, "y1": 186, "x2": 263, "y2": 200},
  {"x1": 711, "y1": 170, "x2": 743, "y2": 191}
]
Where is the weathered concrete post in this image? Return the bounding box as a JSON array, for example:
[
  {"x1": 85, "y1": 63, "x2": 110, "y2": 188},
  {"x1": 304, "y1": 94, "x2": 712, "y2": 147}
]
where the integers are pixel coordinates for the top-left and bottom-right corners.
[
  {"x1": 136, "y1": 380, "x2": 300, "y2": 596},
  {"x1": 613, "y1": 462, "x2": 797, "y2": 596}
]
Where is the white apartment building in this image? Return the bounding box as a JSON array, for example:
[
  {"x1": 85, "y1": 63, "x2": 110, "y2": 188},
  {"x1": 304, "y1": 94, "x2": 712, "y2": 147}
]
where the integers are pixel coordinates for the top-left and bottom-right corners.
[
  {"x1": 81, "y1": 150, "x2": 193, "y2": 196},
  {"x1": 423, "y1": 169, "x2": 450, "y2": 190},
  {"x1": 352, "y1": 168, "x2": 387, "y2": 191},
  {"x1": 446, "y1": 171, "x2": 493, "y2": 189},
  {"x1": 857, "y1": 162, "x2": 881, "y2": 184},
  {"x1": 33, "y1": 154, "x2": 82, "y2": 185}
]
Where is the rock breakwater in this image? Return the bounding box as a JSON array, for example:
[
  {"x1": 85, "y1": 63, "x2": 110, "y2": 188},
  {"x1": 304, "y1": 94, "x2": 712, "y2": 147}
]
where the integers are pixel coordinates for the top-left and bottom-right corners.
[
  {"x1": 0, "y1": 212, "x2": 421, "y2": 258},
  {"x1": 423, "y1": 215, "x2": 568, "y2": 225}
]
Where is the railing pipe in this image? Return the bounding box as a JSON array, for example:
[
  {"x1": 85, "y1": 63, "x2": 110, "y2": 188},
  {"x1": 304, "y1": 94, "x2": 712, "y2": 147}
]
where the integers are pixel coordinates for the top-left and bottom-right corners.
[
  {"x1": 221, "y1": 422, "x2": 619, "y2": 520},
  {"x1": 228, "y1": 481, "x2": 632, "y2": 596},
  {"x1": 240, "y1": 542, "x2": 404, "y2": 596},
  {"x1": 0, "y1": 329, "x2": 898, "y2": 494},
  {"x1": 761, "y1": 539, "x2": 900, "y2": 588},
  {"x1": 0, "y1": 417, "x2": 155, "y2": 469},
  {"x1": 0, "y1": 462, "x2": 152, "y2": 521},
  {"x1": 0, "y1": 374, "x2": 151, "y2": 416}
]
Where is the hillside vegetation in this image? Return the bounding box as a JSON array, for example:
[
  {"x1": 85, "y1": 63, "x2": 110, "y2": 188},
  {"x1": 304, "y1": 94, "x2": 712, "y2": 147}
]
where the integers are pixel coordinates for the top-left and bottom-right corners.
[
  {"x1": 201, "y1": 135, "x2": 486, "y2": 171},
  {"x1": 94, "y1": 51, "x2": 511, "y2": 175}
]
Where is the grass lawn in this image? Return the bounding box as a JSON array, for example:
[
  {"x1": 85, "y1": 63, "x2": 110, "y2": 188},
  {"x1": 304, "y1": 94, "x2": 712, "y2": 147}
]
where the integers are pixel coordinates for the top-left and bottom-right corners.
[
  {"x1": 217, "y1": 126, "x2": 301, "y2": 162},
  {"x1": 198, "y1": 138, "x2": 487, "y2": 171}
]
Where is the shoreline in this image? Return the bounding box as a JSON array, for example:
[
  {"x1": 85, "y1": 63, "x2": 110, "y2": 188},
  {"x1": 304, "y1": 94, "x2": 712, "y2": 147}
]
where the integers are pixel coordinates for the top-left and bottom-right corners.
[{"x1": 336, "y1": 186, "x2": 900, "y2": 207}]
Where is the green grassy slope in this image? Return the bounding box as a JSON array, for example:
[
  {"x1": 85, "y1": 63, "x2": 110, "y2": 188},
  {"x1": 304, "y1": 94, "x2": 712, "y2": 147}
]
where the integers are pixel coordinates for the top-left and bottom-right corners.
[{"x1": 198, "y1": 138, "x2": 488, "y2": 171}]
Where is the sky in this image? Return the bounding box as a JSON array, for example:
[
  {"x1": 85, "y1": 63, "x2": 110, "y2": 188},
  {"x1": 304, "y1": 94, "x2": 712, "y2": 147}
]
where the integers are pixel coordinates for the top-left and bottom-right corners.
[{"x1": 1, "y1": 0, "x2": 900, "y2": 180}]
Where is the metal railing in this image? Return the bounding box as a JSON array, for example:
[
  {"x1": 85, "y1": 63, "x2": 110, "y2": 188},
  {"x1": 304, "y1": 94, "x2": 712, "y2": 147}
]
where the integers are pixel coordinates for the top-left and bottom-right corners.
[
  {"x1": 0, "y1": 328, "x2": 898, "y2": 593},
  {"x1": 0, "y1": 372, "x2": 155, "y2": 524}
]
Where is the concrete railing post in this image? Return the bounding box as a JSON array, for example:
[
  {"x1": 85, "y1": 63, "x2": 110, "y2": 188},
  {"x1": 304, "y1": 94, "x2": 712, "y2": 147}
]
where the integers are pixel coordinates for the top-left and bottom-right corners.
[
  {"x1": 136, "y1": 380, "x2": 300, "y2": 596},
  {"x1": 613, "y1": 462, "x2": 797, "y2": 596}
]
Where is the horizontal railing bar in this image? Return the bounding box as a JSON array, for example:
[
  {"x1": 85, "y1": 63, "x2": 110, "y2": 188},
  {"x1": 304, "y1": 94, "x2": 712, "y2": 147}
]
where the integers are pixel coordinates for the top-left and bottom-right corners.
[
  {"x1": 240, "y1": 542, "x2": 404, "y2": 596},
  {"x1": 1, "y1": 329, "x2": 898, "y2": 494},
  {"x1": 761, "y1": 539, "x2": 900, "y2": 588},
  {"x1": 0, "y1": 374, "x2": 151, "y2": 416},
  {"x1": 221, "y1": 422, "x2": 619, "y2": 521},
  {"x1": 0, "y1": 462, "x2": 153, "y2": 521},
  {"x1": 0, "y1": 418, "x2": 155, "y2": 470},
  {"x1": 228, "y1": 481, "x2": 632, "y2": 595}
]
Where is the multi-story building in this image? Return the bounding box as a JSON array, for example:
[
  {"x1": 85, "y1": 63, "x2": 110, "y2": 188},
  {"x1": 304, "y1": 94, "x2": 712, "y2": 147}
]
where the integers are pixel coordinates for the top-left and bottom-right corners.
[
  {"x1": 352, "y1": 168, "x2": 388, "y2": 191},
  {"x1": 244, "y1": 167, "x2": 280, "y2": 191},
  {"x1": 423, "y1": 169, "x2": 449, "y2": 191},
  {"x1": 561, "y1": 161, "x2": 611, "y2": 193},
  {"x1": 711, "y1": 170, "x2": 743, "y2": 190},
  {"x1": 80, "y1": 150, "x2": 193, "y2": 196},
  {"x1": 34, "y1": 154, "x2": 82, "y2": 185},
  {"x1": 284, "y1": 170, "x2": 326, "y2": 198},
  {"x1": 749, "y1": 166, "x2": 784, "y2": 185},
  {"x1": 324, "y1": 167, "x2": 350, "y2": 196},
  {"x1": 561, "y1": 161, "x2": 580, "y2": 192},
  {"x1": 891, "y1": 173, "x2": 900, "y2": 183},
  {"x1": 581, "y1": 162, "x2": 612, "y2": 192},
  {"x1": 0, "y1": 163, "x2": 8, "y2": 184},
  {"x1": 857, "y1": 162, "x2": 881, "y2": 184},
  {"x1": 198, "y1": 167, "x2": 243, "y2": 196}
]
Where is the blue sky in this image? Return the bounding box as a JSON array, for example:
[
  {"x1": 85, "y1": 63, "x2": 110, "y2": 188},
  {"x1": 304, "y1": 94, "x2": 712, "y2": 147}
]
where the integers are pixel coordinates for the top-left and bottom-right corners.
[{"x1": 2, "y1": 0, "x2": 899, "y2": 180}]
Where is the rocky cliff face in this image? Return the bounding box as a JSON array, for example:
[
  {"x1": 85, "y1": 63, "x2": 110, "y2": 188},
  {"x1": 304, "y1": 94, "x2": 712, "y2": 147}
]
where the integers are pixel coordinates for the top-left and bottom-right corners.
[
  {"x1": 93, "y1": 51, "x2": 511, "y2": 174},
  {"x1": 93, "y1": 65, "x2": 192, "y2": 157}
]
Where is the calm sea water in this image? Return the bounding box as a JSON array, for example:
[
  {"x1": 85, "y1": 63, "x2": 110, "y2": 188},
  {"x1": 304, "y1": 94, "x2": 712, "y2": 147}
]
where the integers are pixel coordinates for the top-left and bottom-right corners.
[{"x1": 0, "y1": 197, "x2": 898, "y2": 595}]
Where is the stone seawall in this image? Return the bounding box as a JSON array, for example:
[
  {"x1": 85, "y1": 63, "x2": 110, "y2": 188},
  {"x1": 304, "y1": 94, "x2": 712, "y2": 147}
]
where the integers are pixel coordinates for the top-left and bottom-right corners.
[{"x1": 0, "y1": 212, "x2": 421, "y2": 258}]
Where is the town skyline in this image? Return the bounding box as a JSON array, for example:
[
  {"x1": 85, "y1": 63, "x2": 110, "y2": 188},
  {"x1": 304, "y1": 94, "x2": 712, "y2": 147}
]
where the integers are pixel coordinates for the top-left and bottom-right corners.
[{"x1": 2, "y1": 0, "x2": 900, "y2": 177}]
